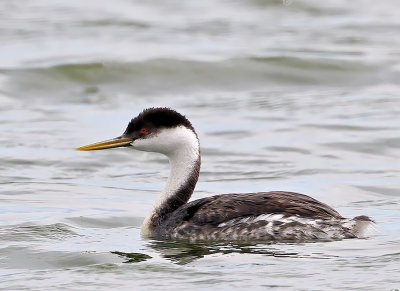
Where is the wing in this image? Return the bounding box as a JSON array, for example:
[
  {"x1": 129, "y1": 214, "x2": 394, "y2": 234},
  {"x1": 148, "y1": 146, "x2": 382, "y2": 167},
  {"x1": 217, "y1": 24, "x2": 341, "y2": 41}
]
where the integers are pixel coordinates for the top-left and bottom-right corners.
[{"x1": 164, "y1": 191, "x2": 343, "y2": 231}]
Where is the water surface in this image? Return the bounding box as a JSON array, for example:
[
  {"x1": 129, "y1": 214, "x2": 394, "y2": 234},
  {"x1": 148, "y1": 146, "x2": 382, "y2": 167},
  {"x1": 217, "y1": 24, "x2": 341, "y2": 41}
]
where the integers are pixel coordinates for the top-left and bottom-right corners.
[{"x1": 1, "y1": 0, "x2": 400, "y2": 290}]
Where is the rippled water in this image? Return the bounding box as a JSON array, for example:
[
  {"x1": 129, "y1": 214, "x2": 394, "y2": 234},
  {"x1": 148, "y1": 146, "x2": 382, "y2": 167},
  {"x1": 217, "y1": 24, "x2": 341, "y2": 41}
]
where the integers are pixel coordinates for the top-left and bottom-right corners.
[{"x1": 1, "y1": 0, "x2": 400, "y2": 290}]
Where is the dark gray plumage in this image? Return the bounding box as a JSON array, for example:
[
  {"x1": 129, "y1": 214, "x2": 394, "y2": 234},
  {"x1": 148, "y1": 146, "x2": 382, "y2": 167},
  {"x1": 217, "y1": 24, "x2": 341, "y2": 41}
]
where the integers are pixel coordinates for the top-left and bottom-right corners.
[{"x1": 153, "y1": 191, "x2": 371, "y2": 241}]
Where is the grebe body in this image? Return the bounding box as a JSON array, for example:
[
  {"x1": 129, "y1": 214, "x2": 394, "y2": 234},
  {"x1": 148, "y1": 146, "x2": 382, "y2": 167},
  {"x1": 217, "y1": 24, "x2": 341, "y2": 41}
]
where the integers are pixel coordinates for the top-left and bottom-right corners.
[{"x1": 76, "y1": 108, "x2": 373, "y2": 242}]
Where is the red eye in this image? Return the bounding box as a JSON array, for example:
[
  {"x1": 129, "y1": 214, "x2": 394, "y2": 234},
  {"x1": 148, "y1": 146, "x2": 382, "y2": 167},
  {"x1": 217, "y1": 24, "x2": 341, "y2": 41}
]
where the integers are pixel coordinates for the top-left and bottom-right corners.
[{"x1": 140, "y1": 128, "x2": 148, "y2": 134}]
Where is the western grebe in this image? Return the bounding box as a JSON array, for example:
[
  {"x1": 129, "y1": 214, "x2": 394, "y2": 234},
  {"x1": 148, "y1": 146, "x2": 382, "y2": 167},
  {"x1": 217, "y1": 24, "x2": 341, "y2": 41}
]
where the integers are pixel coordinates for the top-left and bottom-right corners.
[{"x1": 76, "y1": 107, "x2": 373, "y2": 242}]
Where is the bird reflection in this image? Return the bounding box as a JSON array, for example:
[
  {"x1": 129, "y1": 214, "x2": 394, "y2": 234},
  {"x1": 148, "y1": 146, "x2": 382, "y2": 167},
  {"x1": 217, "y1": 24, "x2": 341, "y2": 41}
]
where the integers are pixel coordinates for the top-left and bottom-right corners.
[{"x1": 111, "y1": 240, "x2": 305, "y2": 265}]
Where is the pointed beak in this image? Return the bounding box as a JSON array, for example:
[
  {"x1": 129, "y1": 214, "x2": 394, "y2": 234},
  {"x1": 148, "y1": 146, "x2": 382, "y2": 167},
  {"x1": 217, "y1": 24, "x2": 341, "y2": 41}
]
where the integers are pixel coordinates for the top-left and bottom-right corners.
[{"x1": 76, "y1": 137, "x2": 134, "y2": 151}]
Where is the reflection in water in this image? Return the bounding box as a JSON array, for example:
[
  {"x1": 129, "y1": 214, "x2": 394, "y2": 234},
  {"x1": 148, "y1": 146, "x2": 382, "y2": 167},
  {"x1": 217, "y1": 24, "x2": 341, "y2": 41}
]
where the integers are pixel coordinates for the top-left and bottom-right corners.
[
  {"x1": 111, "y1": 251, "x2": 152, "y2": 263},
  {"x1": 110, "y1": 240, "x2": 305, "y2": 265},
  {"x1": 146, "y1": 240, "x2": 301, "y2": 264},
  {"x1": 109, "y1": 239, "x2": 343, "y2": 265}
]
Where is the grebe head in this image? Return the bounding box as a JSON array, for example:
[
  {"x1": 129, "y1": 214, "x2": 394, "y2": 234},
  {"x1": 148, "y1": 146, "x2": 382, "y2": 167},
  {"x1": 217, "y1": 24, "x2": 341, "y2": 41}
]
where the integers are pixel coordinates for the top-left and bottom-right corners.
[
  {"x1": 77, "y1": 108, "x2": 201, "y2": 237},
  {"x1": 76, "y1": 107, "x2": 199, "y2": 157}
]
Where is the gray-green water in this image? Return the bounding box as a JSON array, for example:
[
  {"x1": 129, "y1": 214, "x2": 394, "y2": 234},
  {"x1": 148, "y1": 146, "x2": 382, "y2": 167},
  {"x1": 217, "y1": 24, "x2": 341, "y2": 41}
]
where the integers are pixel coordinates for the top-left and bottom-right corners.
[{"x1": 1, "y1": 0, "x2": 400, "y2": 290}]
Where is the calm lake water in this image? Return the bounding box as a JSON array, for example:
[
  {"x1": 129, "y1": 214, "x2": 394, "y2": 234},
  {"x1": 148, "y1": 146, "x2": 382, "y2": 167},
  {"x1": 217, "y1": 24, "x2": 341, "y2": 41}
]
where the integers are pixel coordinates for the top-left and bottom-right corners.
[{"x1": 1, "y1": 0, "x2": 400, "y2": 290}]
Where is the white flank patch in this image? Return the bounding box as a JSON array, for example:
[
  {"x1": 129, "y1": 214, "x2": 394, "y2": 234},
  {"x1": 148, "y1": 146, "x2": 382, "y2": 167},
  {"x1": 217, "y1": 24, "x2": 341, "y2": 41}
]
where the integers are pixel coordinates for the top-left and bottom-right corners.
[
  {"x1": 211, "y1": 214, "x2": 374, "y2": 241},
  {"x1": 218, "y1": 214, "x2": 295, "y2": 228}
]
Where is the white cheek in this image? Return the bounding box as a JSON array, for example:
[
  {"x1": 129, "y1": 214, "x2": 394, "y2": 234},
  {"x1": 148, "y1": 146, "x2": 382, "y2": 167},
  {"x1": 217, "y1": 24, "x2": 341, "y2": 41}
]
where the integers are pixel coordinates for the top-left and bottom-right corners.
[
  {"x1": 130, "y1": 126, "x2": 199, "y2": 157},
  {"x1": 131, "y1": 134, "x2": 167, "y2": 153}
]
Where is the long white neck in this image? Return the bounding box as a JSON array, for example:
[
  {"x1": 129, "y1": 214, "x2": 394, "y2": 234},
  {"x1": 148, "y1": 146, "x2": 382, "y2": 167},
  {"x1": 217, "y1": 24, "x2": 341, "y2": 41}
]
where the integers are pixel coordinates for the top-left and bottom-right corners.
[{"x1": 135, "y1": 126, "x2": 200, "y2": 237}]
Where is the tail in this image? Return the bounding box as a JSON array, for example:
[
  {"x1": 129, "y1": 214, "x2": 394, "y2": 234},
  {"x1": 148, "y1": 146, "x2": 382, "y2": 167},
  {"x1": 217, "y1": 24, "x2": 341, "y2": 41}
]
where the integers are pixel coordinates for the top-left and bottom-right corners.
[{"x1": 351, "y1": 215, "x2": 375, "y2": 238}]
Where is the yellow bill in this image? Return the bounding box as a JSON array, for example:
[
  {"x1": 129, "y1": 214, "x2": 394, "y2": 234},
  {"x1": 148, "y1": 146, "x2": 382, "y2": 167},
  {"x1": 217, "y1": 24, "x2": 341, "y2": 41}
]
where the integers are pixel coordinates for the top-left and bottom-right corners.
[{"x1": 76, "y1": 137, "x2": 133, "y2": 151}]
